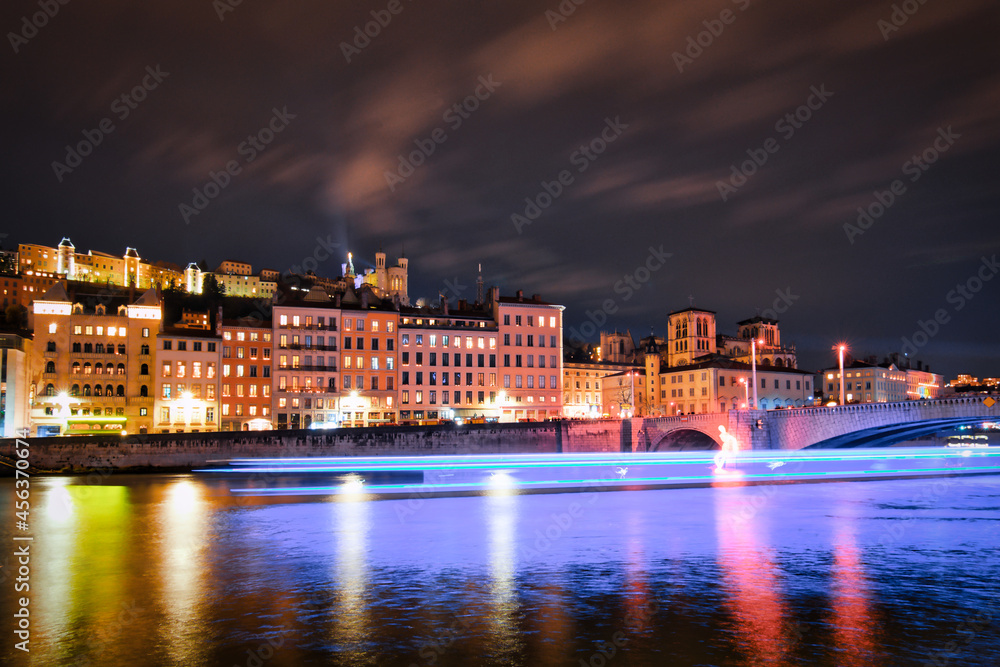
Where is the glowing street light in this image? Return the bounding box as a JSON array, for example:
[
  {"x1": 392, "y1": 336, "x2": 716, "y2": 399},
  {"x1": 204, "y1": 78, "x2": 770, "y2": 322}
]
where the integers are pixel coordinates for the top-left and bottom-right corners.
[
  {"x1": 751, "y1": 338, "x2": 763, "y2": 409},
  {"x1": 834, "y1": 343, "x2": 848, "y2": 405}
]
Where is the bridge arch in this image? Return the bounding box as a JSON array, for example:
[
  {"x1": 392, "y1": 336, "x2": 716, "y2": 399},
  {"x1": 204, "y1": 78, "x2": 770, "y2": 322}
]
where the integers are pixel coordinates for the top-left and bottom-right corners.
[{"x1": 650, "y1": 427, "x2": 721, "y2": 451}]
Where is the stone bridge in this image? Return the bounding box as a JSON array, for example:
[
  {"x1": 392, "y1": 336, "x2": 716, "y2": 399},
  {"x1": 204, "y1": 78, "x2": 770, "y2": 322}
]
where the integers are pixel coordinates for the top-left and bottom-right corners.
[{"x1": 636, "y1": 395, "x2": 999, "y2": 452}]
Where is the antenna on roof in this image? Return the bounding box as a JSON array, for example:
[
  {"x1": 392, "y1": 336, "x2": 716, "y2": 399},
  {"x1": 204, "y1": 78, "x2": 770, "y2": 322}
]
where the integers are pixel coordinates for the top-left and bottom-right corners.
[{"x1": 476, "y1": 263, "x2": 484, "y2": 306}]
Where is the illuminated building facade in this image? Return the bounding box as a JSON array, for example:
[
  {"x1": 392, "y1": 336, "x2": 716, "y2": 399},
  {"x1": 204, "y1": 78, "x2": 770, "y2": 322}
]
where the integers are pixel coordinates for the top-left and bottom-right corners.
[
  {"x1": 272, "y1": 288, "x2": 341, "y2": 430},
  {"x1": 28, "y1": 283, "x2": 160, "y2": 436},
  {"x1": 339, "y1": 299, "x2": 400, "y2": 427},
  {"x1": 562, "y1": 361, "x2": 633, "y2": 418},
  {"x1": 650, "y1": 356, "x2": 814, "y2": 415},
  {"x1": 398, "y1": 300, "x2": 496, "y2": 423},
  {"x1": 493, "y1": 291, "x2": 564, "y2": 421},
  {"x1": 819, "y1": 361, "x2": 909, "y2": 404},
  {"x1": 719, "y1": 316, "x2": 798, "y2": 368},
  {"x1": 601, "y1": 368, "x2": 647, "y2": 418},
  {"x1": 153, "y1": 323, "x2": 221, "y2": 433},
  {"x1": 219, "y1": 319, "x2": 273, "y2": 431},
  {"x1": 18, "y1": 238, "x2": 184, "y2": 296},
  {"x1": 666, "y1": 307, "x2": 717, "y2": 367}
]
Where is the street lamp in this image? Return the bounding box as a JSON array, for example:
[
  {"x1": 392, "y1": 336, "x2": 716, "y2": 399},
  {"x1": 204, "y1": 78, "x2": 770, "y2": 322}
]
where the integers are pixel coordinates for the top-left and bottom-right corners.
[
  {"x1": 629, "y1": 371, "x2": 636, "y2": 418},
  {"x1": 751, "y1": 338, "x2": 763, "y2": 409},
  {"x1": 835, "y1": 344, "x2": 847, "y2": 405}
]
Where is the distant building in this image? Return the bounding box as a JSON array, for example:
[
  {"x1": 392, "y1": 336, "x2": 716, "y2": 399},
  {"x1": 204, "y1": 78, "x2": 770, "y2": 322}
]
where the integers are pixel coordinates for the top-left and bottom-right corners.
[
  {"x1": 0, "y1": 333, "x2": 32, "y2": 437},
  {"x1": 601, "y1": 368, "x2": 647, "y2": 418},
  {"x1": 563, "y1": 360, "x2": 635, "y2": 418},
  {"x1": 648, "y1": 353, "x2": 813, "y2": 415},
  {"x1": 817, "y1": 359, "x2": 942, "y2": 404}
]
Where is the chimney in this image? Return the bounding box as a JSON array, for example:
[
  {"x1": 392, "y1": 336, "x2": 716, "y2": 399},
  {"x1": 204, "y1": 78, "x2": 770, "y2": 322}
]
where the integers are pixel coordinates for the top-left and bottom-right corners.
[
  {"x1": 516, "y1": 290, "x2": 523, "y2": 302},
  {"x1": 334, "y1": 293, "x2": 342, "y2": 307},
  {"x1": 490, "y1": 286, "x2": 499, "y2": 303},
  {"x1": 458, "y1": 299, "x2": 467, "y2": 311},
  {"x1": 532, "y1": 294, "x2": 541, "y2": 302},
  {"x1": 441, "y1": 295, "x2": 449, "y2": 316},
  {"x1": 361, "y1": 290, "x2": 369, "y2": 309}
]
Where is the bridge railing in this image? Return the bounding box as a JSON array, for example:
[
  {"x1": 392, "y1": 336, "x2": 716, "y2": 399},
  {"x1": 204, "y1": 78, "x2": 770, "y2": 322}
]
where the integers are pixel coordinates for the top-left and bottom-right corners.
[
  {"x1": 643, "y1": 413, "x2": 725, "y2": 426},
  {"x1": 762, "y1": 395, "x2": 999, "y2": 419},
  {"x1": 640, "y1": 395, "x2": 999, "y2": 425}
]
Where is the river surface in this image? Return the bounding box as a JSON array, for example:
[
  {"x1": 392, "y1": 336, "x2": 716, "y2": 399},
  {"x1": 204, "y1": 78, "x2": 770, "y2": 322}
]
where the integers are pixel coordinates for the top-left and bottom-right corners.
[{"x1": 2, "y1": 471, "x2": 999, "y2": 666}]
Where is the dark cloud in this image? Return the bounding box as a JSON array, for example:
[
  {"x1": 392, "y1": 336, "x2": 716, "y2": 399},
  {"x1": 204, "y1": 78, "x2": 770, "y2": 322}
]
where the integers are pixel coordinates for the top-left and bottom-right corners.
[{"x1": 2, "y1": 0, "x2": 998, "y2": 377}]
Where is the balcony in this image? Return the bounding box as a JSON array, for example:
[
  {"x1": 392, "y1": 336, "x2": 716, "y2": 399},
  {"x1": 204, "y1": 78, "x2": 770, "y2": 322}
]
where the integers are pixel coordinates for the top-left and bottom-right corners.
[
  {"x1": 278, "y1": 364, "x2": 337, "y2": 372},
  {"x1": 277, "y1": 387, "x2": 335, "y2": 395},
  {"x1": 277, "y1": 322, "x2": 337, "y2": 331},
  {"x1": 279, "y1": 343, "x2": 338, "y2": 351}
]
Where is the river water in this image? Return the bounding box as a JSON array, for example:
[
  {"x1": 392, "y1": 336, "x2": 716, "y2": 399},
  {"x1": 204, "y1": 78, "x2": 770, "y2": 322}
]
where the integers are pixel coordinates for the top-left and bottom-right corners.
[{"x1": 2, "y1": 471, "x2": 999, "y2": 666}]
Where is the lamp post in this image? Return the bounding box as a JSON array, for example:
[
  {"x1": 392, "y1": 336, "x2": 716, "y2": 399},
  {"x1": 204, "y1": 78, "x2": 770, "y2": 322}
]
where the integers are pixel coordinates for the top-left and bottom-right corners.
[
  {"x1": 837, "y1": 344, "x2": 847, "y2": 405},
  {"x1": 629, "y1": 370, "x2": 636, "y2": 418},
  {"x1": 751, "y1": 338, "x2": 762, "y2": 409}
]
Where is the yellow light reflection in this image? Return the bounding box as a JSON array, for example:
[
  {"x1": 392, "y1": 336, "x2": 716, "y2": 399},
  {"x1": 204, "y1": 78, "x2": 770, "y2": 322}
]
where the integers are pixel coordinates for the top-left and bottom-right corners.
[
  {"x1": 44, "y1": 478, "x2": 74, "y2": 523},
  {"x1": 331, "y1": 496, "x2": 372, "y2": 660},
  {"x1": 34, "y1": 484, "x2": 131, "y2": 665},
  {"x1": 158, "y1": 478, "x2": 209, "y2": 665},
  {"x1": 485, "y1": 493, "x2": 523, "y2": 660}
]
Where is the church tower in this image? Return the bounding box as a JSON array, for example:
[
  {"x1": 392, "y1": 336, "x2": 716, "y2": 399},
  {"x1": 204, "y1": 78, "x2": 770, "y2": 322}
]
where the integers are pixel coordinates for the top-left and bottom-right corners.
[{"x1": 666, "y1": 306, "x2": 716, "y2": 367}]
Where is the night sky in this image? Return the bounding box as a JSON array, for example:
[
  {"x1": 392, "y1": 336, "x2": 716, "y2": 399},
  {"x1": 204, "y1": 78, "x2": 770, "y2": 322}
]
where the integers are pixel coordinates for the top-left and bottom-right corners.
[{"x1": 2, "y1": 0, "x2": 998, "y2": 378}]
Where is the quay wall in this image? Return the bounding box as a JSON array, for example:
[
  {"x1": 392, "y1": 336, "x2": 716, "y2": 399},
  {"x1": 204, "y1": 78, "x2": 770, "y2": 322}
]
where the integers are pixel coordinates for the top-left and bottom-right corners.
[{"x1": 0, "y1": 420, "x2": 626, "y2": 472}]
